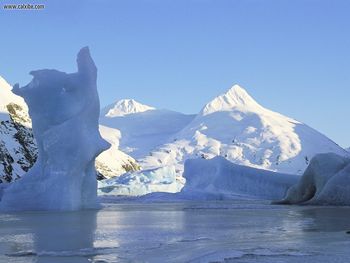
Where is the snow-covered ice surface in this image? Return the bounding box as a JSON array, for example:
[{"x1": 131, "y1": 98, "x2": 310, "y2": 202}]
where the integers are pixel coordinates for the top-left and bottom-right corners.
[
  {"x1": 1, "y1": 200, "x2": 350, "y2": 263},
  {"x1": 0, "y1": 47, "x2": 109, "y2": 211}
]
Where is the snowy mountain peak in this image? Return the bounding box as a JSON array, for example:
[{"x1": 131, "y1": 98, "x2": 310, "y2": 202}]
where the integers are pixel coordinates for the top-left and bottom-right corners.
[
  {"x1": 201, "y1": 84, "x2": 261, "y2": 116},
  {"x1": 104, "y1": 99, "x2": 155, "y2": 117},
  {"x1": 225, "y1": 84, "x2": 254, "y2": 101}
]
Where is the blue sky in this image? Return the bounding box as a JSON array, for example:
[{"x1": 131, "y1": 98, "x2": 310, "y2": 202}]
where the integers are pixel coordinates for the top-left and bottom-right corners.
[{"x1": 0, "y1": 0, "x2": 349, "y2": 147}]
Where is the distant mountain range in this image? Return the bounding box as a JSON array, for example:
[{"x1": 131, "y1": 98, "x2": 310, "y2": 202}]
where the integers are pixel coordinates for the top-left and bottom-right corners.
[
  {"x1": 102, "y1": 84, "x2": 348, "y2": 176},
  {"x1": 1, "y1": 75, "x2": 349, "y2": 184}
]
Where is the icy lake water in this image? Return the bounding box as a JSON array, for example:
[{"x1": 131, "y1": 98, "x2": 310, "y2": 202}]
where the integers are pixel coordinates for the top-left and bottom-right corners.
[{"x1": 1, "y1": 200, "x2": 350, "y2": 263}]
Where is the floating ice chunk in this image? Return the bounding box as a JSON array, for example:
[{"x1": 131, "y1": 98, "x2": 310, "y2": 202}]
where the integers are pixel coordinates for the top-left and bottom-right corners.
[
  {"x1": 180, "y1": 156, "x2": 298, "y2": 200},
  {"x1": 0, "y1": 47, "x2": 110, "y2": 211},
  {"x1": 276, "y1": 153, "x2": 350, "y2": 205}
]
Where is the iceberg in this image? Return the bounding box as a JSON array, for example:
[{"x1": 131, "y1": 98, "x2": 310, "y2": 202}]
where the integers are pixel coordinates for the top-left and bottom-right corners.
[
  {"x1": 180, "y1": 156, "x2": 298, "y2": 200},
  {"x1": 276, "y1": 153, "x2": 350, "y2": 205},
  {"x1": 0, "y1": 47, "x2": 110, "y2": 211}
]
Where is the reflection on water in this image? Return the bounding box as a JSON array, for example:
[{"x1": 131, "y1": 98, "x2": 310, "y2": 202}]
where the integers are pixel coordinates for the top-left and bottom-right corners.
[
  {"x1": 298, "y1": 207, "x2": 350, "y2": 232},
  {"x1": 0, "y1": 209, "x2": 97, "y2": 263},
  {"x1": 1, "y1": 202, "x2": 350, "y2": 263}
]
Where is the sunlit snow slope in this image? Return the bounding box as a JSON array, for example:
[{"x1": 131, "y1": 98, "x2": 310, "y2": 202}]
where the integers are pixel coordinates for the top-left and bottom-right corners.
[{"x1": 100, "y1": 99, "x2": 195, "y2": 158}]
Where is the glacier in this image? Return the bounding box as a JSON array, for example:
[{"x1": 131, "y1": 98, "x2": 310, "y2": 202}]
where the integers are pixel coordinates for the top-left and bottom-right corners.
[
  {"x1": 98, "y1": 165, "x2": 183, "y2": 196},
  {"x1": 0, "y1": 47, "x2": 110, "y2": 211},
  {"x1": 276, "y1": 153, "x2": 350, "y2": 205}
]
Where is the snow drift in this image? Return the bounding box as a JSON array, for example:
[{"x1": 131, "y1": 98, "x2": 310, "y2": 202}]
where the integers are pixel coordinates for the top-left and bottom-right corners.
[
  {"x1": 180, "y1": 156, "x2": 298, "y2": 200},
  {"x1": 276, "y1": 153, "x2": 350, "y2": 205},
  {"x1": 0, "y1": 47, "x2": 109, "y2": 211}
]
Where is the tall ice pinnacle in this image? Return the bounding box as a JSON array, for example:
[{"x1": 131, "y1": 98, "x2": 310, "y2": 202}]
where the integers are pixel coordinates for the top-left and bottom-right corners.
[{"x1": 0, "y1": 47, "x2": 110, "y2": 211}]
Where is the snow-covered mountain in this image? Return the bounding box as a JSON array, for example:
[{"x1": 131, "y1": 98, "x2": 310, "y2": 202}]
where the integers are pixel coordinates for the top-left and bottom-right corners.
[
  {"x1": 346, "y1": 147, "x2": 350, "y2": 152},
  {"x1": 0, "y1": 76, "x2": 37, "y2": 183},
  {"x1": 102, "y1": 99, "x2": 155, "y2": 117},
  {"x1": 0, "y1": 76, "x2": 139, "y2": 183},
  {"x1": 100, "y1": 100, "x2": 195, "y2": 158},
  {"x1": 140, "y1": 85, "x2": 348, "y2": 175}
]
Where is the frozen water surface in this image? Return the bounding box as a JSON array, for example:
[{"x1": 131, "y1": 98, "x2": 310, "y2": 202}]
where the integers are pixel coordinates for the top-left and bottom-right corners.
[{"x1": 1, "y1": 200, "x2": 350, "y2": 263}]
